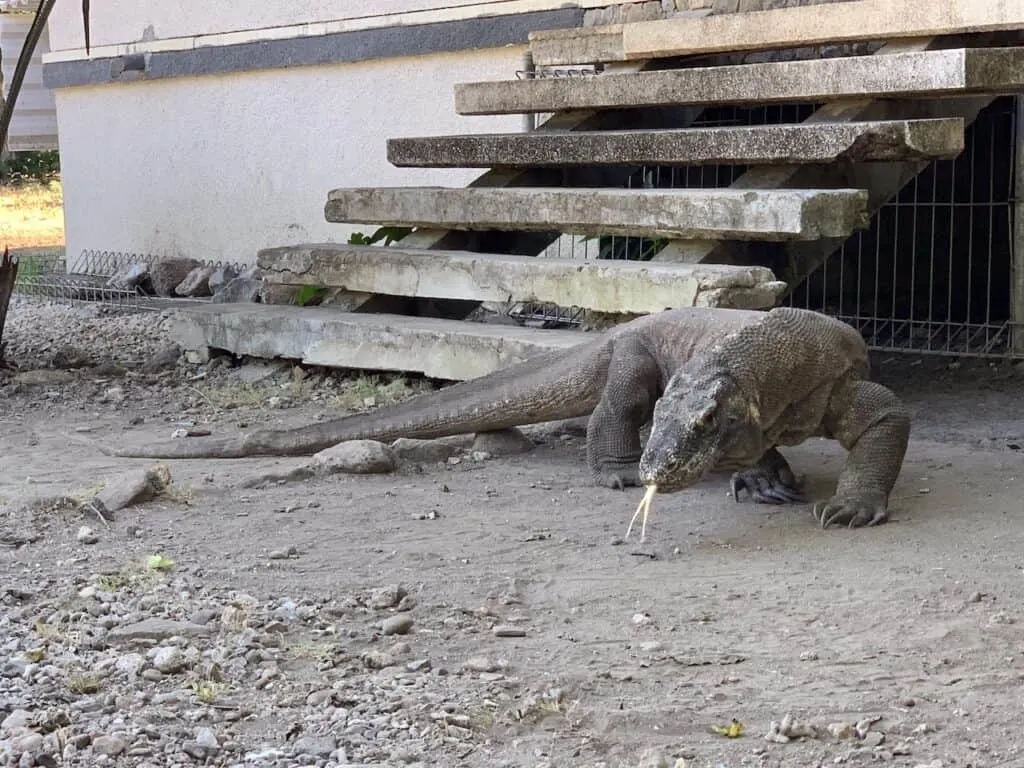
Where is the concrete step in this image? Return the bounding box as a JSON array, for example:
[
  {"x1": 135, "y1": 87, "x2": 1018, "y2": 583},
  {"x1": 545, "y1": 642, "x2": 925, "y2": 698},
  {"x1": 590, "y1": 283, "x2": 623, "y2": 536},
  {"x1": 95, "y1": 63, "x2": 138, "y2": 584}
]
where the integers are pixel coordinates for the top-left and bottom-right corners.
[
  {"x1": 256, "y1": 244, "x2": 787, "y2": 314},
  {"x1": 168, "y1": 304, "x2": 583, "y2": 381},
  {"x1": 323, "y1": 186, "x2": 869, "y2": 241},
  {"x1": 387, "y1": 118, "x2": 964, "y2": 168},
  {"x1": 455, "y1": 46, "x2": 1024, "y2": 116},
  {"x1": 529, "y1": 0, "x2": 1024, "y2": 67}
]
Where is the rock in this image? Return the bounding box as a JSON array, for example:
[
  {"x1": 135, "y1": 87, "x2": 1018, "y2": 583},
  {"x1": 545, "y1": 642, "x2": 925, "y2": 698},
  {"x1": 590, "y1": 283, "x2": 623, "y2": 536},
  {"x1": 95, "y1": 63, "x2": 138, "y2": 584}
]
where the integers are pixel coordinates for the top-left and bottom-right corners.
[
  {"x1": 229, "y1": 360, "x2": 291, "y2": 385},
  {"x1": 390, "y1": 438, "x2": 459, "y2": 464},
  {"x1": 1, "y1": 709, "x2": 32, "y2": 735},
  {"x1": 76, "y1": 526, "x2": 98, "y2": 545},
  {"x1": 371, "y1": 585, "x2": 407, "y2": 609},
  {"x1": 292, "y1": 734, "x2": 337, "y2": 759},
  {"x1": 91, "y1": 735, "x2": 126, "y2": 756},
  {"x1": 12, "y1": 732, "x2": 42, "y2": 755},
  {"x1": 471, "y1": 428, "x2": 535, "y2": 456},
  {"x1": 462, "y1": 656, "x2": 502, "y2": 673},
  {"x1": 100, "y1": 386, "x2": 126, "y2": 404},
  {"x1": 114, "y1": 653, "x2": 145, "y2": 678},
  {"x1": 48, "y1": 345, "x2": 92, "y2": 369},
  {"x1": 194, "y1": 726, "x2": 219, "y2": 751},
  {"x1": 89, "y1": 464, "x2": 172, "y2": 515},
  {"x1": 492, "y1": 625, "x2": 526, "y2": 638},
  {"x1": 149, "y1": 258, "x2": 202, "y2": 297},
  {"x1": 140, "y1": 344, "x2": 181, "y2": 373},
  {"x1": 312, "y1": 440, "x2": 396, "y2": 476},
  {"x1": 106, "y1": 262, "x2": 149, "y2": 291},
  {"x1": 107, "y1": 618, "x2": 211, "y2": 644},
  {"x1": 151, "y1": 646, "x2": 187, "y2": 674},
  {"x1": 173, "y1": 265, "x2": 214, "y2": 297},
  {"x1": 211, "y1": 276, "x2": 262, "y2": 303},
  {"x1": 362, "y1": 650, "x2": 397, "y2": 669},
  {"x1": 207, "y1": 265, "x2": 238, "y2": 293},
  {"x1": 861, "y1": 730, "x2": 885, "y2": 747},
  {"x1": 382, "y1": 615, "x2": 414, "y2": 636},
  {"x1": 13, "y1": 369, "x2": 74, "y2": 388}
]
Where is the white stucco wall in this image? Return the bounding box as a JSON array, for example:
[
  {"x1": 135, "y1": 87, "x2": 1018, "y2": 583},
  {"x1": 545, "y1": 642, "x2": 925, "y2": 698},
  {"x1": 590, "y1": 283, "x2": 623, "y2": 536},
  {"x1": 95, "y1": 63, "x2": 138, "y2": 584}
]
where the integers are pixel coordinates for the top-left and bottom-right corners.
[{"x1": 54, "y1": 46, "x2": 529, "y2": 265}]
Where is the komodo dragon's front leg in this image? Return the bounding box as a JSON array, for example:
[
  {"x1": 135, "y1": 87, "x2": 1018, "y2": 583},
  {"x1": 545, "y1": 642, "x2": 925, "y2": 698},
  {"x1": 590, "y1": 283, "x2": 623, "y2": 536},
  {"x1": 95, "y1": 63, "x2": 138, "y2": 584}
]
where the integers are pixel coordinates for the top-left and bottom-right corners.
[
  {"x1": 815, "y1": 380, "x2": 911, "y2": 528},
  {"x1": 730, "y1": 448, "x2": 806, "y2": 505},
  {"x1": 585, "y1": 338, "x2": 661, "y2": 490}
]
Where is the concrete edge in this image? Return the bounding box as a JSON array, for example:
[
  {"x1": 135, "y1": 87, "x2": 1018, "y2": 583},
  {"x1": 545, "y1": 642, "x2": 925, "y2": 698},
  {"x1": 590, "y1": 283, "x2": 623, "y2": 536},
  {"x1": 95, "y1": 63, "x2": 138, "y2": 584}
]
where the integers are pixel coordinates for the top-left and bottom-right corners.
[
  {"x1": 167, "y1": 304, "x2": 586, "y2": 381},
  {"x1": 42, "y1": 8, "x2": 584, "y2": 89}
]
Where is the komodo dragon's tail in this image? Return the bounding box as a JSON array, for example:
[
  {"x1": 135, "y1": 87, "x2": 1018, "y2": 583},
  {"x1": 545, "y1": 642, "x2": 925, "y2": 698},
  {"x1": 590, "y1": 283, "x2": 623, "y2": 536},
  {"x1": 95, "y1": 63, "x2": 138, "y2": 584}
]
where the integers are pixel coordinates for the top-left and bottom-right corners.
[{"x1": 105, "y1": 342, "x2": 611, "y2": 459}]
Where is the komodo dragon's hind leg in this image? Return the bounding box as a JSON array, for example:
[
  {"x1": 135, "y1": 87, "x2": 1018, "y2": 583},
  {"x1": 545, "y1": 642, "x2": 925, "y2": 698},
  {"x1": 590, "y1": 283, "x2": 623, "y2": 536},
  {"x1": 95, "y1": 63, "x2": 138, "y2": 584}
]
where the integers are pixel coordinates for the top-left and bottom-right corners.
[
  {"x1": 585, "y1": 339, "x2": 661, "y2": 490},
  {"x1": 814, "y1": 380, "x2": 911, "y2": 529},
  {"x1": 730, "y1": 447, "x2": 806, "y2": 505}
]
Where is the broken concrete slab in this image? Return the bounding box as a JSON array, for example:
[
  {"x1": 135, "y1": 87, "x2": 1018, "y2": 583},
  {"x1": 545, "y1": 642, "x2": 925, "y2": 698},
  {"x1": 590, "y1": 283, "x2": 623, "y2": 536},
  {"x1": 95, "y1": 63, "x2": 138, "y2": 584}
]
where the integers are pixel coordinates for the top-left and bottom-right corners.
[
  {"x1": 256, "y1": 243, "x2": 786, "y2": 313},
  {"x1": 455, "y1": 46, "x2": 1024, "y2": 115},
  {"x1": 529, "y1": 0, "x2": 1024, "y2": 66},
  {"x1": 323, "y1": 186, "x2": 869, "y2": 241},
  {"x1": 387, "y1": 119, "x2": 965, "y2": 168},
  {"x1": 167, "y1": 304, "x2": 584, "y2": 381}
]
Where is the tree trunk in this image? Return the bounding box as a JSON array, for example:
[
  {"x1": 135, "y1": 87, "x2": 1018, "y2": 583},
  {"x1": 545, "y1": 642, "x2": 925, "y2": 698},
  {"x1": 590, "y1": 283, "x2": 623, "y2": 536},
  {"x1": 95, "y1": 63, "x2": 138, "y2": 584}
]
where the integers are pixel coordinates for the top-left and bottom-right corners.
[{"x1": 0, "y1": 247, "x2": 19, "y2": 365}]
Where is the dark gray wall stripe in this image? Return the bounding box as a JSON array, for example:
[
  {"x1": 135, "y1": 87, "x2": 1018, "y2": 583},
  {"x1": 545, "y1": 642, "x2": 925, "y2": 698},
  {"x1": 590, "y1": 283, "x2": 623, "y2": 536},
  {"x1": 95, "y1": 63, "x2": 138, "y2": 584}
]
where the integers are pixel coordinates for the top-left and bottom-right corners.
[{"x1": 43, "y1": 8, "x2": 584, "y2": 88}]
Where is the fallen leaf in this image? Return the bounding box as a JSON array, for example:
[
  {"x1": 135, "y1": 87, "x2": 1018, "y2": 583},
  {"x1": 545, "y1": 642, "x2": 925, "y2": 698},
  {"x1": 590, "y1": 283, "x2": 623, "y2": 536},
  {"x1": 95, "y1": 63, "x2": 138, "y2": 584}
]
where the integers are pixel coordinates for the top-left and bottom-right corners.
[{"x1": 711, "y1": 718, "x2": 745, "y2": 738}]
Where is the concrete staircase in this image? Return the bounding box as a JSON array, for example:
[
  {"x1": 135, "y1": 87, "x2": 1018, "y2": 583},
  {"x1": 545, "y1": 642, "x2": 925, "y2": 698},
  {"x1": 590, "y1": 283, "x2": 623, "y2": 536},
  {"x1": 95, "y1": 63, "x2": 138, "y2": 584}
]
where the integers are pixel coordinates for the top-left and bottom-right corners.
[{"x1": 177, "y1": 0, "x2": 1024, "y2": 380}]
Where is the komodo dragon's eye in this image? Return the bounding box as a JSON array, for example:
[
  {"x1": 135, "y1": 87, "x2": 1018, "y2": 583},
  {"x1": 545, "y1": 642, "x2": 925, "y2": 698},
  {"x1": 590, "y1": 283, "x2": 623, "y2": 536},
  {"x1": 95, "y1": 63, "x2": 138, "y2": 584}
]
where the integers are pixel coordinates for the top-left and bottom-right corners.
[{"x1": 693, "y1": 407, "x2": 717, "y2": 430}]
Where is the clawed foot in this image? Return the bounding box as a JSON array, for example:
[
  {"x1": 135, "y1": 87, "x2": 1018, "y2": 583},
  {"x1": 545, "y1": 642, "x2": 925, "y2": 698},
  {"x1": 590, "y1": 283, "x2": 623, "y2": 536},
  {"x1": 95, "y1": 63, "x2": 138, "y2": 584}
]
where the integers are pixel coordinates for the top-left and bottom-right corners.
[
  {"x1": 594, "y1": 464, "x2": 642, "y2": 491},
  {"x1": 730, "y1": 468, "x2": 805, "y2": 505},
  {"x1": 812, "y1": 492, "x2": 889, "y2": 529}
]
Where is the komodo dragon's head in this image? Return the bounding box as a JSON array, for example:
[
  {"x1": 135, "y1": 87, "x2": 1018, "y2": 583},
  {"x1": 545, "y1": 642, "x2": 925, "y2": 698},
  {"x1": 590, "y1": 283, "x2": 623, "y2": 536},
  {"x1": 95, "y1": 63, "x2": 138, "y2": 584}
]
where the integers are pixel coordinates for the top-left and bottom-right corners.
[{"x1": 638, "y1": 368, "x2": 756, "y2": 494}]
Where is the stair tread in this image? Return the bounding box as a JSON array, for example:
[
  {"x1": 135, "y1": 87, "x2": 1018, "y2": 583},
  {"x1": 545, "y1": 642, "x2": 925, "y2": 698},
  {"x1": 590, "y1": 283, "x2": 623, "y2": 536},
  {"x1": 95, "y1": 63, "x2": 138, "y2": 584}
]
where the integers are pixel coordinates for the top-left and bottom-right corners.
[
  {"x1": 387, "y1": 118, "x2": 965, "y2": 168},
  {"x1": 323, "y1": 185, "x2": 869, "y2": 241},
  {"x1": 256, "y1": 243, "x2": 786, "y2": 313},
  {"x1": 455, "y1": 46, "x2": 1024, "y2": 116}
]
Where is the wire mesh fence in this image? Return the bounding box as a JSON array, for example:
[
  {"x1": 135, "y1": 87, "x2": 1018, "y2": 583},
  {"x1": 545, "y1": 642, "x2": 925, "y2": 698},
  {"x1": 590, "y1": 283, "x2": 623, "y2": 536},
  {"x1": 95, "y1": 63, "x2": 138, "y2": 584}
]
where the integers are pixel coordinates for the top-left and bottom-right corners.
[
  {"x1": 13, "y1": 248, "x2": 247, "y2": 312},
  {"x1": 504, "y1": 60, "x2": 1021, "y2": 358}
]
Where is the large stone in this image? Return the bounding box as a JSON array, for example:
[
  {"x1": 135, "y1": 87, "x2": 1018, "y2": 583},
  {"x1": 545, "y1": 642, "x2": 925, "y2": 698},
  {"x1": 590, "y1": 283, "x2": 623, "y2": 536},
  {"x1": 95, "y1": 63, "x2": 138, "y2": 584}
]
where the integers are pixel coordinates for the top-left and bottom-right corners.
[
  {"x1": 455, "y1": 46, "x2": 1024, "y2": 115},
  {"x1": 387, "y1": 118, "x2": 964, "y2": 168},
  {"x1": 150, "y1": 258, "x2": 202, "y2": 297},
  {"x1": 211, "y1": 276, "x2": 262, "y2": 303},
  {"x1": 174, "y1": 265, "x2": 214, "y2": 297},
  {"x1": 168, "y1": 304, "x2": 583, "y2": 381},
  {"x1": 324, "y1": 186, "x2": 869, "y2": 241},
  {"x1": 530, "y1": 0, "x2": 1024, "y2": 66},
  {"x1": 257, "y1": 243, "x2": 787, "y2": 314},
  {"x1": 312, "y1": 441, "x2": 396, "y2": 475}
]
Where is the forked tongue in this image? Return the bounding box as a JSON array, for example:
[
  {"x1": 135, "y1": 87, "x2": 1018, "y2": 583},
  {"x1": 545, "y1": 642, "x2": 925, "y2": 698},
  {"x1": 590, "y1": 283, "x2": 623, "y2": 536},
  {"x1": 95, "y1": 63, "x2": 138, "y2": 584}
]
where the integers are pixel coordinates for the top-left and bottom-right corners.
[{"x1": 625, "y1": 484, "x2": 658, "y2": 543}]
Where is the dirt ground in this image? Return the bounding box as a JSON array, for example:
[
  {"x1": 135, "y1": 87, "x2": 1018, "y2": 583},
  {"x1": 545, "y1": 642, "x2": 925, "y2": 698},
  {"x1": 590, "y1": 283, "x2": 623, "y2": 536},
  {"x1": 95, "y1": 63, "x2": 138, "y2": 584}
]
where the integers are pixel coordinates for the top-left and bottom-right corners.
[{"x1": 1, "y1": 299, "x2": 1022, "y2": 767}]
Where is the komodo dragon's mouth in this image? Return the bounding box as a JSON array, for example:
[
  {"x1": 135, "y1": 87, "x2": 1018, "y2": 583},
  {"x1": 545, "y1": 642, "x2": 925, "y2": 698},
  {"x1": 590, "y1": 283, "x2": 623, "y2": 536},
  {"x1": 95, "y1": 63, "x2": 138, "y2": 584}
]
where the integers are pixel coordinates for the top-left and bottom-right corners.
[{"x1": 625, "y1": 484, "x2": 659, "y2": 544}]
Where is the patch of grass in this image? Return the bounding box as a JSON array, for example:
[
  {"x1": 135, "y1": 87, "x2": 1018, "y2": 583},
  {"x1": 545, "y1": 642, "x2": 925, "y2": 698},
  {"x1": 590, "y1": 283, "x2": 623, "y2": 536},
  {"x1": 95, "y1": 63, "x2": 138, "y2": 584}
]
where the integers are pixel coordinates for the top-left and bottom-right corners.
[
  {"x1": 0, "y1": 181, "x2": 65, "y2": 249},
  {"x1": 66, "y1": 673, "x2": 102, "y2": 694},
  {"x1": 330, "y1": 373, "x2": 430, "y2": 412},
  {"x1": 162, "y1": 483, "x2": 195, "y2": 506},
  {"x1": 198, "y1": 382, "x2": 269, "y2": 410}
]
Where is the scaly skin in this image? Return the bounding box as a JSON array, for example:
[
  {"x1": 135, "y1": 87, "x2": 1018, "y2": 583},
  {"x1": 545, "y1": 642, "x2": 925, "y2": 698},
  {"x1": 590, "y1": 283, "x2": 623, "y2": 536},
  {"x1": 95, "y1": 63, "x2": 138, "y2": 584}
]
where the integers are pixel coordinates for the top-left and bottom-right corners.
[
  {"x1": 102, "y1": 308, "x2": 766, "y2": 485},
  {"x1": 638, "y1": 306, "x2": 910, "y2": 531}
]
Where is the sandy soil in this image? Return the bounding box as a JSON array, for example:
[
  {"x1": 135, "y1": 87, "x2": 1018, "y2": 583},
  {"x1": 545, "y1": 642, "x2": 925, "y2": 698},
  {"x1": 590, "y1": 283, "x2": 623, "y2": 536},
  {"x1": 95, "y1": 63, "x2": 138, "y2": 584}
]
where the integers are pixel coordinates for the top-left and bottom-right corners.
[{"x1": 1, "y1": 299, "x2": 1023, "y2": 767}]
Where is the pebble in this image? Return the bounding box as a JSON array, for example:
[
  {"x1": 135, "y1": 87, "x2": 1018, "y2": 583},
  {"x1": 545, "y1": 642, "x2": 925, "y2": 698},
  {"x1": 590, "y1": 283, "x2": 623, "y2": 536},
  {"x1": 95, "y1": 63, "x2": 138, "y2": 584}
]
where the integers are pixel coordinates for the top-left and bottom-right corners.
[
  {"x1": 91, "y1": 734, "x2": 127, "y2": 756},
  {"x1": 462, "y1": 657, "x2": 502, "y2": 673},
  {"x1": 492, "y1": 625, "x2": 526, "y2": 638},
  {"x1": 382, "y1": 615, "x2": 415, "y2": 636},
  {"x1": 151, "y1": 646, "x2": 187, "y2": 674},
  {"x1": 76, "y1": 526, "x2": 99, "y2": 545}
]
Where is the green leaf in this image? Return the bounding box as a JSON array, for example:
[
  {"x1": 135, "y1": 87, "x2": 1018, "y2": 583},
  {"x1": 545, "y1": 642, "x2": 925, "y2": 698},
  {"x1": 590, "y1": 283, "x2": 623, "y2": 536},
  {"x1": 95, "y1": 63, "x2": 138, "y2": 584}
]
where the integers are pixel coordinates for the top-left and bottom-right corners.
[
  {"x1": 294, "y1": 284, "x2": 328, "y2": 307},
  {"x1": 146, "y1": 554, "x2": 175, "y2": 571}
]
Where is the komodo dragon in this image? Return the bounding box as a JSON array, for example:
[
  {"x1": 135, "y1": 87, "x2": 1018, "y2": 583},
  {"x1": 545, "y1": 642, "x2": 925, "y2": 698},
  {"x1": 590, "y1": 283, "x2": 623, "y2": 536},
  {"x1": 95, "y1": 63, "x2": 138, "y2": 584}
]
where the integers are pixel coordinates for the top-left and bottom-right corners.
[{"x1": 107, "y1": 307, "x2": 909, "y2": 531}]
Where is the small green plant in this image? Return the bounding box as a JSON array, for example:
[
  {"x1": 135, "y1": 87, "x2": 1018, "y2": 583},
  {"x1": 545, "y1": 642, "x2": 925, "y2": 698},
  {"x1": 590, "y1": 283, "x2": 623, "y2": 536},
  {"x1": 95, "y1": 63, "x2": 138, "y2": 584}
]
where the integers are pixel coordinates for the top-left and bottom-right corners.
[
  {"x1": 348, "y1": 226, "x2": 413, "y2": 247},
  {"x1": 294, "y1": 283, "x2": 328, "y2": 307},
  {"x1": 0, "y1": 150, "x2": 60, "y2": 185}
]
